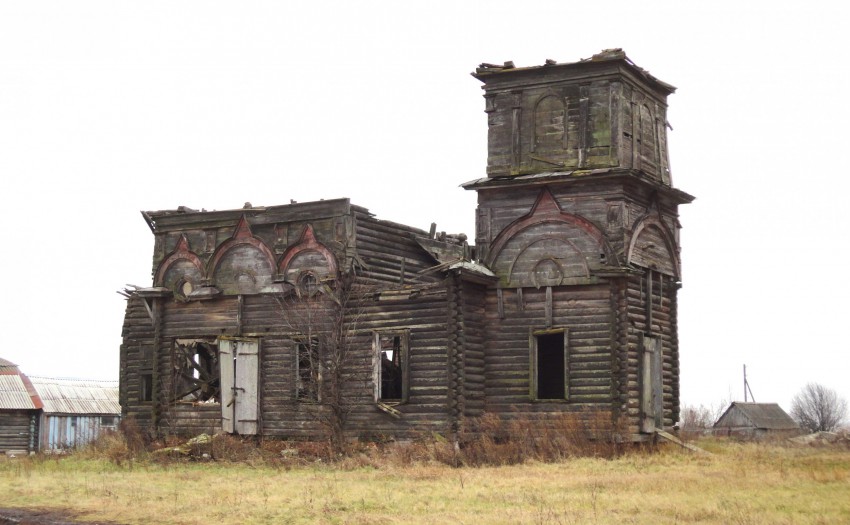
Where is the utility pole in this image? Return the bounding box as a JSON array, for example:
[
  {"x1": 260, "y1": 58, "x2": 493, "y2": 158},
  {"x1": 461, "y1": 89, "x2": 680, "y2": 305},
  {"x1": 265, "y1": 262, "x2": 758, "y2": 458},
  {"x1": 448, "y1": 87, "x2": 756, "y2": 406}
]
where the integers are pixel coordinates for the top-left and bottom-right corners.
[{"x1": 743, "y1": 364, "x2": 755, "y2": 402}]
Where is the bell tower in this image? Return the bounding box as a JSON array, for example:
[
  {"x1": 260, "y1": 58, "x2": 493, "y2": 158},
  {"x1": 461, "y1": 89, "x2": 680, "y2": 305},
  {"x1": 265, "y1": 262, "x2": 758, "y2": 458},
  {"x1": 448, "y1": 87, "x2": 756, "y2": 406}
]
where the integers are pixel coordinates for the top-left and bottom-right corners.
[
  {"x1": 472, "y1": 48, "x2": 675, "y2": 183},
  {"x1": 464, "y1": 50, "x2": 694, "y2": 435}
]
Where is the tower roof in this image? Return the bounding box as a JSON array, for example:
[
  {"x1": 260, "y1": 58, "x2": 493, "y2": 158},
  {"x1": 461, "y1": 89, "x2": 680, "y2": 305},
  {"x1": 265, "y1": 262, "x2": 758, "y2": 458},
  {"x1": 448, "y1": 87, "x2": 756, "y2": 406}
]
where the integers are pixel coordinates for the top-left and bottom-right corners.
[{"x1": 473, "y1": 48, "x2": 676, "y2": 96}]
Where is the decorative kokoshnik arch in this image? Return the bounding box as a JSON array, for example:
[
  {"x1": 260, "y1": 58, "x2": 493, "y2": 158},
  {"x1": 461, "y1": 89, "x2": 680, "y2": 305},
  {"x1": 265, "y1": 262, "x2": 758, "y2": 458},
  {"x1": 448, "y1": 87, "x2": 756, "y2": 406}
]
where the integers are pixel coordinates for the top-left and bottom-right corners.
[
  {"x1": 627, "y1": 213, "x2": 680, "y2": 278},
  {"x1": 154, "y1": 217, "x2": 341, "y2": 297},
  {"x1": 278, "y1": 224, "x2": 338, "y2": 290},
  {"x1": 487, "y1": 188, "x2": 614, "y2": 288},
  {"x1": 207, "y1": 216, "x2": 278, "y2": 295},
  {"x1": 155, "y1": 235, "x2": 205, "y2": 297}
]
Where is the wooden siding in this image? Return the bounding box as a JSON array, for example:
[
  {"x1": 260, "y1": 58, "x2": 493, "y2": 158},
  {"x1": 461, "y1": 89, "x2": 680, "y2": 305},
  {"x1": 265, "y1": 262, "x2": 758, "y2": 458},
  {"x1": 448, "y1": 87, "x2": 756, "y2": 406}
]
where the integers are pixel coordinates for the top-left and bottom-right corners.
[
  {"x1": 475, "y1": 180, "x2": 683, "y2": 271},
  {"x1": 119, "y1": 297, "x2": 156, "y2": 429},
  {"x1": 347, "y1": 290, "x2": 451, "y2": 439},
  {"x1": 120, "y1": 200, "x2": 458, "y2": 439},
  {"x1": 458, "y1": 280, "x2": 487, "y2": 421},
  {"x1": 39, "y1": 415, "x2": 118, "y2": 451},
  {"x1": 352, "y1": 210, "x2": 443, "y2": 287},
  {"x1": 476, "y1": 56, "x2": 672, "y2": 182},
  {"x1": 161, "y1": 298, "x2": 240, "y2": 339},
  {"x1": 118, "y1": 52, "x2": 689, "y2": 443},
  {"x1": 483, "y1": 284, "x2": 614, "y2": 415},
  {"x1": 163, "y1": 404, "x2": 221, "y2": 436},
  {"x1": 0, "y1": 411, "x2": 37, "y2": 453},
  {"x1": 623, "y1": 272, "x2": 679, "y2": 433}
]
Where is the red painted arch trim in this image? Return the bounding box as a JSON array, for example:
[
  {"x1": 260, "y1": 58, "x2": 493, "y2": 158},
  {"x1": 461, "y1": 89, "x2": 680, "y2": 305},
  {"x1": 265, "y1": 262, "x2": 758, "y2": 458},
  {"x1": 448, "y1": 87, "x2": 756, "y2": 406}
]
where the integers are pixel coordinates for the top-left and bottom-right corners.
[
  {"x1": 487, "y1": 187, "x2": 611, "y2": 267},
  {"x1": 154, "y1": 235, "x2": 205, "y2": 286},
  {"x1": 278, "y1": 224, "x2": 338, "y2": 278},
  {"x1": 206, "y1": 215, "x2": 277, "y2": 279}
]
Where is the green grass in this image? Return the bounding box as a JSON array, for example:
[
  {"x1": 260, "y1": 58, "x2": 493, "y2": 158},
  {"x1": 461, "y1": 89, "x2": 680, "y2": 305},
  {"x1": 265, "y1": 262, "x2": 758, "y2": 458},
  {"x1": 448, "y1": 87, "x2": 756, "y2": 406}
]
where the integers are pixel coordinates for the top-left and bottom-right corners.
[{"x1": 1, "y1": 439, "x2": 849, "y2": 524}]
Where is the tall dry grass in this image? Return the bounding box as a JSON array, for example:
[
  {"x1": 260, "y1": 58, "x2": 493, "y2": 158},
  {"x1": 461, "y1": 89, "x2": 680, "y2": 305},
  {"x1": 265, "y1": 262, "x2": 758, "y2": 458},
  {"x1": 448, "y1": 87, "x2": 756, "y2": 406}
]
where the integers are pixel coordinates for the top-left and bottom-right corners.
[
  {"x1": 2, "y1": 417, "x2": 849, "y2": 524},
  {"x1": 2, "y1": 436, "x2": 849, "y2": 524}
]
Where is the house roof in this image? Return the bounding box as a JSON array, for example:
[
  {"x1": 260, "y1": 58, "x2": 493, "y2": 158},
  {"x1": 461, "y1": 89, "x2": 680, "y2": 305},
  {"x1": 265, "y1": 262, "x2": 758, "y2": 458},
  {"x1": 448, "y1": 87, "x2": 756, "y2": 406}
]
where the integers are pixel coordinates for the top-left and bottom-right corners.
[
  {"x1": 714, "y1": 402, "x2": 799, "y2": 430},
  {"x1": 28, "y1": 377, "x2": 120, "y2": 415},
  {"x1": 0, "y1": 375, "x2": 40, "y2": 410},
  {"x1": 0, "y1": 359, "x2": 43, "y2": 410}
]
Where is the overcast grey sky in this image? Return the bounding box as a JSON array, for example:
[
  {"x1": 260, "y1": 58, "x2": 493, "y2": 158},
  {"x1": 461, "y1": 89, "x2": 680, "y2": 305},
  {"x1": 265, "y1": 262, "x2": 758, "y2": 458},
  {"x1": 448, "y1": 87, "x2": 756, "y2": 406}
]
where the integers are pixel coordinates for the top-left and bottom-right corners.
[{"x1": 1, "y1": 1, "x2": 848, "y2": 415}]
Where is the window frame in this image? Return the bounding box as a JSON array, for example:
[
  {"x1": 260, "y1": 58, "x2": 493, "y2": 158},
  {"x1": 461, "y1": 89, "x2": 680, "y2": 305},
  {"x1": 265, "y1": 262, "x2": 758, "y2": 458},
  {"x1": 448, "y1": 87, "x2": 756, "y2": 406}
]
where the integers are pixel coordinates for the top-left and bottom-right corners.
[
  {"x1": 139, "y1": 373, "x2": 153, "y2": 402},
  {"x1": 294, "y1": 337, "x2": 321, "y2": 402},
  {"x1": 170, "y1": 338, "x2": 221, "y2": 404},
  {"x1": 529, "y1": 327, "x2": 569, "y2": 402},
  {"x1": 373, "y1": 330, "x2": 410, "y2": 404}
]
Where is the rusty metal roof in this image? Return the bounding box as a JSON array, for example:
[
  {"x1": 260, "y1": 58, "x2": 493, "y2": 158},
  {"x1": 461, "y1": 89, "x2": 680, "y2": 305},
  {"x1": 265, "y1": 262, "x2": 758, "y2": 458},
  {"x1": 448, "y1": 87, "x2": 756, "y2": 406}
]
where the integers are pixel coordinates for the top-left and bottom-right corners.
[
  {"x1": 29, "y1": 377, "x2": 120, "y2": 415},
  {"x1": 0, "y1": 375, "x2": 40, "y2": 410}
]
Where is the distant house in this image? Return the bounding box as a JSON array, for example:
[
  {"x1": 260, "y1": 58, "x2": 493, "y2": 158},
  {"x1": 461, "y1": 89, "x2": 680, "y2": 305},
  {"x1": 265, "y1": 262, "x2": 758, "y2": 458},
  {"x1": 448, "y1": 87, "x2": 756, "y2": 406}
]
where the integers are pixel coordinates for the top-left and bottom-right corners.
[
  {"x1": 714, "y1": 402, "x2": 800, "y2": 439},
  {"x1": 29, "y1": 377, "x2": 121, "y2": 451},
  {"x1": 0, "y1": 358, "x2": 42, "y2": 455}
]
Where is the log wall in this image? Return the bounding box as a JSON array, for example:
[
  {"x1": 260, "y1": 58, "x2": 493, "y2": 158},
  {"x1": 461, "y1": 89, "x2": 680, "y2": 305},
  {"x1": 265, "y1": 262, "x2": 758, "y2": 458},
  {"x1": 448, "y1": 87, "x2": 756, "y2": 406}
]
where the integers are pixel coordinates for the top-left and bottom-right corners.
[
  {"x1": 482, "y1": 284, "x2": 614, "y2": 415},
  {"x1": 623, "y1": 272, "x2": 679, "y2": 433},
  {"x1": 119, "y1": 297, "x2": 156, "y2": 429},
  {"x1": 120, "y1": 203, "x2": 459, "y2": 440},
  {"x1": 0, "y1": 411, "x2": 36, "y2": 453}
]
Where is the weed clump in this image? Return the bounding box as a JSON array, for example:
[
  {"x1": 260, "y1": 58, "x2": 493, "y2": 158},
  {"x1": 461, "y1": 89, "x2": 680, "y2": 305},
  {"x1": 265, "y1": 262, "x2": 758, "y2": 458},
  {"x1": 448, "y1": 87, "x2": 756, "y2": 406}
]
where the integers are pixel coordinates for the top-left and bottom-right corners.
[
  {"x1": 69, "y1": 411, "x2": 629, "y2": 468},
  {"x1": 446, "y1": 410, "x2": 626, "y2": 466}
]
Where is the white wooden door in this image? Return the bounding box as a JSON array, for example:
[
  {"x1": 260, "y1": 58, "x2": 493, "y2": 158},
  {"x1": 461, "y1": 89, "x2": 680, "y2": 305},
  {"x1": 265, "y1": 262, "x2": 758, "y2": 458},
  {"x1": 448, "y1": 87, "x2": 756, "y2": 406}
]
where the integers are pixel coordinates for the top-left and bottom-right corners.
[{"x1": 219, "y1": 338, "x2": 259, "y2": 435}]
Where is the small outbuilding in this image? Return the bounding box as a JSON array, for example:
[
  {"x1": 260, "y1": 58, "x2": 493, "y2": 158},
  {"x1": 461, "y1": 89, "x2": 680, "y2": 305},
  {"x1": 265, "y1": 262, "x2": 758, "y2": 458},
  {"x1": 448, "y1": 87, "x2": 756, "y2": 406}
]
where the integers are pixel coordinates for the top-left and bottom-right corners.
[
  {"x1": 0, "y1": 358, "x2": 43, "y2": 455},
  {"x1": 714, "y1": 402, "x2": 800, "y2": 439},
  {"x1": 29, "y1": 377, "x2": 121, "y2": 451}
]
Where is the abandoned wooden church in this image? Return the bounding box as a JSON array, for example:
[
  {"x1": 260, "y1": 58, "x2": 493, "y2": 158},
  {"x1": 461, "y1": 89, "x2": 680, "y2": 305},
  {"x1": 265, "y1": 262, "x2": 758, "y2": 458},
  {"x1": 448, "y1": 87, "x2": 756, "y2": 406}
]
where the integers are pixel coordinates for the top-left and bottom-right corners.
[{"x1": 119, "y1": 49, "x2": 693, "y2": 442}]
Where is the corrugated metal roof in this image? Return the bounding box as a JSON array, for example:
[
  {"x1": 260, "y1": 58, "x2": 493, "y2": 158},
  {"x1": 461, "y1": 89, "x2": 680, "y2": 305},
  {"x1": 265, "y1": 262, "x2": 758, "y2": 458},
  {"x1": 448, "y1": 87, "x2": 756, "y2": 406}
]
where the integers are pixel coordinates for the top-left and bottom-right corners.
[
  {"x1": 714, "y1": 402, "x2": 799, "y2": 430},
  {"x1": 29, "y1": 377, "x2": 120, "y2": 415},
  {"x1": 0, "y1": 375, "x2": 39, "y2": 410}
]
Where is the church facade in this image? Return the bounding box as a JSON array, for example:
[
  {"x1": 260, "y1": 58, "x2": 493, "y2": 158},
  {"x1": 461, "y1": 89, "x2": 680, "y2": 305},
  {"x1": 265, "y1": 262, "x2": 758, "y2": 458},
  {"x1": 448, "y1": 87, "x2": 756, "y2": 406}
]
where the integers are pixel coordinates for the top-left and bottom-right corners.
[{"x1": 119, "y1": 49, "x2": 693, "y2": 441}]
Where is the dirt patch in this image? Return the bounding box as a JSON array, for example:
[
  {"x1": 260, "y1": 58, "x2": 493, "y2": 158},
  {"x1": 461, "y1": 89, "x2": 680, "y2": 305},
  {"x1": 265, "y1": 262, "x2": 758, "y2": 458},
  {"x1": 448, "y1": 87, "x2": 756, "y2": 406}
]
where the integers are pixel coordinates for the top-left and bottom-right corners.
[{"x1": 0, "y1": 508, "x2": 123, "y2": 525}]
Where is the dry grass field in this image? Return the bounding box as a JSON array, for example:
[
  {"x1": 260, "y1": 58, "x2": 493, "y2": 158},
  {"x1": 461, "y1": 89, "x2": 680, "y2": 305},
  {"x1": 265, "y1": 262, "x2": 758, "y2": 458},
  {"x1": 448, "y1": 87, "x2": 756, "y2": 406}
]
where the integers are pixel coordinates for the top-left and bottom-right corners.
[{"x1": 1, "y1": 437, "x2": 848, "y2": 525}]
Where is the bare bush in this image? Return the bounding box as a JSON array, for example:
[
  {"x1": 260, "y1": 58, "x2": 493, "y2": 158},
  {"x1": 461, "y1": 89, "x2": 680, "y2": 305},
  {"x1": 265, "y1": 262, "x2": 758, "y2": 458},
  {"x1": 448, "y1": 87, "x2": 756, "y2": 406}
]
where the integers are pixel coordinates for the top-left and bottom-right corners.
[
  {"x1": 679, "y1": 397, "x2": 731, "y2": 436},
  {"x1": 791, "y1": 383, "x2": 848, "y2": 433},
  {"x1": 276, "y1": 271, "x2": 364, "y2": 456},
  {"x1": 450, "y1": 411, "x2": 624, "y2": 466}
]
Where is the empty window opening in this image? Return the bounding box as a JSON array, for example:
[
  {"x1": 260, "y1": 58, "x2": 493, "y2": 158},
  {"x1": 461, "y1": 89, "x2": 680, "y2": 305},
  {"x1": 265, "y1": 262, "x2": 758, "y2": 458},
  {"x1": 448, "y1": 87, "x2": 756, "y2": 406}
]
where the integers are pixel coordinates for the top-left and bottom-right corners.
[
  {"x1": 535, "y1": 331, "x2": 566, "y2": 400},
  {"x1": 296, "y1": 338, "x2": 320, "y2": 401},
  {"x1": 374, "y1": 331, "x2": 409, "y2": 403},
  {"x1": 381, "y1": 336, "x2": 403, "y2": 400},
  {"x1": 171, "y1": 340, "x2": 220, "y2": 403},
  {"x1": 140, "y1": 373, "x2": 153, "y2": 402}
]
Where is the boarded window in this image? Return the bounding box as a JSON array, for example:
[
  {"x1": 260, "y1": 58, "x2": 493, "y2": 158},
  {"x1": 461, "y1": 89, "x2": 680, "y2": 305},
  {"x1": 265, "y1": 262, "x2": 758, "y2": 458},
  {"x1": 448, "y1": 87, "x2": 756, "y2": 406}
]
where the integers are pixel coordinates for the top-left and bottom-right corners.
[
  {"x1": 296, "y1": 338, "x2": 320, "y2": 401},
  {"x1": 140, "y1": 373, "x2": 153, "y2": 402},
  {"x1": 531, "y1": 330, "x2": 568, "y2": 400},
  {"x1": 639, "y1": 104, "x2": 658, "y2": 175},
  {"x1": 373, "y1": 331, "x2": 409, "y2": 403},
  {"x1": 533, "y1": 95, "x2": 566, "y2": 152},
  {"x1": 171, "y1": 340, "x2": 220, "y2": 403}
]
